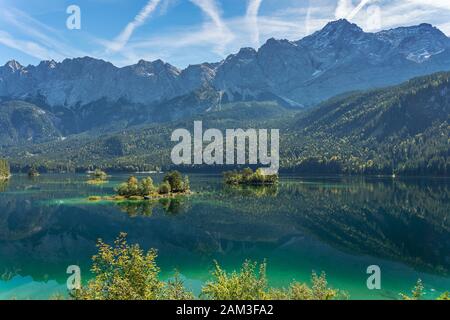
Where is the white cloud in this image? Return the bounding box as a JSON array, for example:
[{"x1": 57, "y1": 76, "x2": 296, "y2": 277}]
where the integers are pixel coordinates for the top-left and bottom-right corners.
[
  {"x1": 107, "y1": 0, "x2": 162, "y2": 52},
  {"x1": 335, "y1": 0, "x2": 353, "y2": 19},
  {"x1": 246, "y1": 0, "x2": 263, "y2": 47},
  {"x1": 0, "y1": 6, "x2": 88, "y2": 62},
  {"x1": 0, "y1": 30, "x2": 65, "y2": 61},
  {"x1": 189, "y1": 0, "x2": 234, "y2": 55},
  {"x1": 2, "y1": 0, "x2": 450, "y2": 68},
  {"x1": 406, "y1": 0, "x2": 450, "y2": 11},
  {"x1": 347, "y1": 0, "x2": 373, "y2": 20}
]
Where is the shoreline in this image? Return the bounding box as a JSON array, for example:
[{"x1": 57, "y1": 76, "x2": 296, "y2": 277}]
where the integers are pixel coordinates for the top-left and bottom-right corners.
[
  {"x1": 88, "y1": 191, "x2": 193, "y2": 202},
  {"x1": 7, "y1": 171, "x2": 449, "y2": 179}
]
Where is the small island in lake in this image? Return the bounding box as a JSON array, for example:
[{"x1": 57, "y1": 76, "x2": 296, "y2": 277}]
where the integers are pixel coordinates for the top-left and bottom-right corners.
[
  {"x1": 0, "y1": 159, "x2": 11, "y2": 180},
  {"x1": 28, "y1": 167, "x2": 40, "y2": 178},
  {"x1": 89, "y1": 171, "x2": 191, "y2": 201},
  {"x1": 87, "y1": 169, "x2": 109, "y2": 185},
  {"x1": 224, "y1": 168, "x2": 278, "y2": 186}
]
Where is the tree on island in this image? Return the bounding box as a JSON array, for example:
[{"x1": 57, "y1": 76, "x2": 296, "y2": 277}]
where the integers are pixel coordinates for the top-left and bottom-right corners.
[
  {"x1": 163, "y1": 171, "x2": 190, "y2": 193},
  {"x1": 141, "y1": 177, "x2": 156, "y2": 195},
  {"x1": 90, "y1": 169, "x2": 108, "y2": 180},
  {"x1": 224, "y1": 168, "x2": 278, "y2": 186},
  {"x1": 116, "y1": 171, "x2": 190, "y2": 198},
  {"x1": 158, "y1": 181, "x2": 171, "y2": 195},
  {"x1": 28, "y1": 166, "x2": 40, "y2": 177},
  {"x1": 87, "y1": 169, "x2": 109, "y2": 185}
]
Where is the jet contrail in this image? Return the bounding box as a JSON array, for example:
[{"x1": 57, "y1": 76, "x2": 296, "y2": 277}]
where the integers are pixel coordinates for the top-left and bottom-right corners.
[
  {"x1": 110, "y1": 0, "x2": 161, "y2": 52},
  {"x1": 190, "y1": 0, "x2": 233, "y2": 54},
  {"x1": 347, "y1": 0, "x2": 372, "y2": 20},
  {"x1": 246, "y1": 0, "x2": 263, "y2": 47}
]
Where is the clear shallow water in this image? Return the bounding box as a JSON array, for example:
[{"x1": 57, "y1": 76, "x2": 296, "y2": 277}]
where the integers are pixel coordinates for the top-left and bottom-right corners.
[{"x1": 0, "y1": 173, "x2": 449, "y2": 300}]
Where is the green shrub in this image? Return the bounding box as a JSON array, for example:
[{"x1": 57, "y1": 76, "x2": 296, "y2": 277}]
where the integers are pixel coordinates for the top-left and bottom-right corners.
[
  {"x1": 163, "y1": 171, "x2": 190, "y2": 192},
  {"x1": 116, "y1": 176, "x2": 140, "y2": 197},
  {"x1": 437, "y1": 292, "x2": 450, "y2": 300},
  {"x1": 73, "y1": 233, "x2": 164, "y2": 300},
  {"x1": 158, "y1": 181, "x2": 171, "y2": 194},
  {"x1": 140, "y1": 177, "x2": 156, "y2": 195},
  {"x1": 90, "y1": 169, "x2": 107, "y2": 180},
  {"x1": 116, "y1": 174, "x2": 189, "y2": 198},
  {"x1": 224, "y1": 168, "x2": 278, "y2": 186},
  {"x1": 73, "y1": 234, "x2": 344, "y2": 301},
  {"x1": 73, "y1": 233, "x2": 193, "y2": 300},
  {"x1": 0, "y1": 159, "x2": 10, "y2": 179},
  {"x1": 400, "y1": 279, "x2": 425, "y2": 300},
  {"x1": 201, "y1": 260, "x2": 268, "y2": 300}
]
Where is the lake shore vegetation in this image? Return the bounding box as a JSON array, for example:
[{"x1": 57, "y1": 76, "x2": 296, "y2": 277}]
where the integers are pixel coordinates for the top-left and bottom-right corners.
[
  {"x1": 224, "y1": 168, "x2": 278, "y2": 186},
  {"x1": 88, "y1": 171, "x2": 191, "y2": 202},
  {"x1": 87, "y1": 169, "x2": 108, "y2": 185},
  {"x1": 73, "y1": 233, "x2": 342, "y2": 300},
  {"x1": 0, "y1": 159, "x2": 11, "y2": 180}
]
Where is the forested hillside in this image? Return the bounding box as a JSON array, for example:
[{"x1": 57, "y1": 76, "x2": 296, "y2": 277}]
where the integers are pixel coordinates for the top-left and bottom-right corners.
[
  {"x1": 0, "y1": 101, "x2": 62, "y2": 145},
  {"x1": 282, "y1": 72, "x2": 450, "y2": 175},
  {"x1": 1, "y1": 72, "x2": 449, "y2": 176}
]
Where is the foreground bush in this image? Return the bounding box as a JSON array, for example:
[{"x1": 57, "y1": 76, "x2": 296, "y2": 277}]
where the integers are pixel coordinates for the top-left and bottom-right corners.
[
  {"x1": 72, "y1": 233, "x2": 193, "y2": 300},
  {"x1": 74, "y1": 234, "x2": 342, "y2": 300},
  {"x1": 201, "y1": 261, "x2": 340, "y2": 300},
  {"x1": 400, "y1": 279, "x2": 449, "y2": 300},
  {"x1": 201, "y1": 260, "x2": 268, "y2": 300}
]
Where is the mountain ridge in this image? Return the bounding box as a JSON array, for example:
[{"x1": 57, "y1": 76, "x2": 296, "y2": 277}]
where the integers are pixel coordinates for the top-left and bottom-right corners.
[{"x1": 2, "y1": 19, "x2": 450, "y2": 111}]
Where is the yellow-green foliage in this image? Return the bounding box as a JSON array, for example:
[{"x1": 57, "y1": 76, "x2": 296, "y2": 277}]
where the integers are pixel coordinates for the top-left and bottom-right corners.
[
  {"x1": 201, "y1": 260, "x2": 268, "y2": 300},
  {"x1": 201, "y1": 261, "x2": 339, "y2": 300},
  {"x1": 224, "y1": 168, "x2": 278, "y2": 186},
  {"x1": 163, "y1": 171, "x2": 189, "y2": 193},
  {"x1": 73, "y1": 233, "x2": 193, "y2": 300},
  {"x1": 73, "y1": 234, "x2": 342, "y2": 301},
  {"x1": 116, "y1": 172, "x2": 189, "y2": 198},
  {"x1": 90, "y1": 169, "x2": 107, "y2": 180},
  {"x1": 400, "y1": 279, "x2": 425, "y2": 300},
  {"x1": 437, "y1": 292, "x2": 450, "y2": 300},
  {"x1": 267, "y1": 272, "x2": 341, "y2": 300},
  {"x1": 0, "y1": 159, "x2": 10, "y2": 179},
  {"x1": 401, "y1": 279, "x2": 449, "y2": 300},
  {"x1": 158, "y1": 181, "x2": 171, "y2": 194}
]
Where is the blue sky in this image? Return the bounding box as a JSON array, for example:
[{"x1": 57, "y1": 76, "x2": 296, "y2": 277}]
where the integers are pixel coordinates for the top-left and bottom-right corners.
[{"x1": 1, "y1": 0, "x2": 450, "y2": 68}]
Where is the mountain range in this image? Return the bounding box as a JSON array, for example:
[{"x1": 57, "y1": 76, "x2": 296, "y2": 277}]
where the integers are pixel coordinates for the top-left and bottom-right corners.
[{"x1": 1, "y1": 20, "x2": 450, "y2": 140}]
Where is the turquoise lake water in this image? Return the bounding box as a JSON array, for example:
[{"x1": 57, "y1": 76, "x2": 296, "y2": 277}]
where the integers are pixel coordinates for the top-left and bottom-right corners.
[{"x1": 0, "y1": 173, "x2": 449, "y2": 299}]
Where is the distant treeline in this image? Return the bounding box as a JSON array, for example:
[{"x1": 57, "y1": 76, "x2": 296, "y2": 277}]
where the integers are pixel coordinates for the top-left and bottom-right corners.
[{"x1": 6, "y1": 159, "x2": 448, "y2": 176}]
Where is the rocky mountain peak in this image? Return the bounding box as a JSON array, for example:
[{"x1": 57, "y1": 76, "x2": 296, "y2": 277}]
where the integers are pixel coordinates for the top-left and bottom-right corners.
[
  {"x1": 322, "y1": 19, "x2": 363, "y2": 33},
  {"x1": 4, "y1": 60, "x2": 23, "y2": 72}
]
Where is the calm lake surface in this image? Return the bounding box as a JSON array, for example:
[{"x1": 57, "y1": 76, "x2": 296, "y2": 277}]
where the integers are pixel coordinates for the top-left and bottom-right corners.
[{"x1": 0, "y1": 173, "x2": 449, "y2": 299}]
